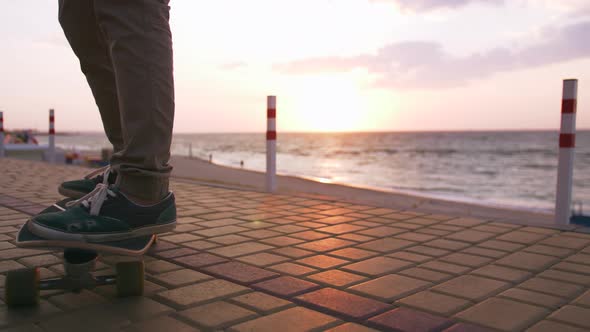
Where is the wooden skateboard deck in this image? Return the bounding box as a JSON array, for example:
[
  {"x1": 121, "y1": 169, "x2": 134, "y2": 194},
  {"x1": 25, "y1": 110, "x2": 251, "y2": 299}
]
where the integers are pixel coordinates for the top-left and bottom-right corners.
[{"x1": 16, "y1": 198, "x2": 155, "y2": 256}]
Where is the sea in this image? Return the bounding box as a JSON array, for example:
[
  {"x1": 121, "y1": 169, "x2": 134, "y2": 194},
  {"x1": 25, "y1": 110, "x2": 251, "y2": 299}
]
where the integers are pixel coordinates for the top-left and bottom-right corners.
[{"x1": 37, "y1": 130, "x2": 590, "y2": 214}]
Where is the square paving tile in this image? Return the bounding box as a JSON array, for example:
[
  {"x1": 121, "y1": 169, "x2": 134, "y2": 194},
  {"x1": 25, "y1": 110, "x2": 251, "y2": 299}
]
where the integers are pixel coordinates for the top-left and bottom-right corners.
[
  {"x1": 496, "y1": 252, "x2": 559, "y2": 272},
  {"x1": 182, "y1": 240, "x2": 219, "y2": 250},
  {"x1": 145, "y1": 260, "x2": 182, "y2": 274},
  {"x1": 150, "y1": 268, "x2": 212, "y2": 287},
  {"x1": 194, "y1": 225, "x2": 250, "y2": 237},
  {"x1": 337, "y1": 233, "x2": 375, "y2": 243},
  {"x1": 253, "y1": 276, "x2": 321, "y2": 297},
  {"x1": 236, "y1": 252, "x2": 291, "y2": 267},
  {"x1": 526, "y1": 320, "x2": 588, "y2": 332},
  {"x1": 425, "y1": 239, "x2": 471, "y2": 251},
  {"x1": 432, "y1": 275, "x2": 509, "y2": 301},
  {"x1": 156, "y1": 279, "x2": 249, "y2": 308},
  {"x1": 122, "y1": 316, "x2": 197, "y2": 332},
  {"x1": 349, "y1": 274, "x2": 431, "y2": 301},
  {"x1": 230, "y1": 292, "x2": 294, "y2": 314},
  {"x1": 444, "y1": 322, "x2": 498, "y2": 332},
  {"x1": 565, "y1": 253, "x2": 590, "y2": 265},
  {"x1": 209, "y1": 234, "x2": 252, "y2": 245},
  {"x1": 271, "y1": 247, "x2": 314, "y2": 258},
  {"x1": 495, "y1": 231, "x2": 550, "y2": 244},
  {"x1": 368, "y1": 307, "x2": 454, "y2": 332},
  {"x1": 329, "y1": 248, "x2": 379, "y2": 260},
  {"x1": 406, "y1": 245, "x2": 451, "y2": 257},
  {"x1": 387, "y1": 251, "x2": 432, "y2": 263},
  {"x1": 358, "y1": 226, "x2": 407, "y2": 237},
  {"x1": 318, "y1": 224, "x2": 367, "y2": 235},
  {"x1": 290, "y1": 231, "x2": 331, "y2": 241},
  {"x1": 342, "y1": 256, "x2": 413, "y2": 276},
  {"x1": 297, "y1": 238, "x2": 355, "y2": 252},
  {"x1": 160, "y1": 233, "x2": 202, "y2": 243},
  {"x1": 152, "y1": 248, "x2": 199, "y2": 259},
  {"x1": 539, "y1": 269, "x2": 590, "y2": 286},
  {"x1": 440, "y1": 253, "x2": 493, "y2": 268},
  {"x1": 470, "y1": 264, "x2": 533, "y2": 283},
  {"x1": 307, "y1": 270, "x2": 368, "y2": 287},
  {"x1": 179, "y1": 301, "x2": 257, "y2": 329},
  {"x1": 419, "y1": 261, "x2": 471, "y2": 275},
  {"x1": 296, "y1": 255, "x2": 349, "y2": 269},
  {"x1": 269, "y1": 262, "x2": 317, "y2": 276},
  {"x1": 399, "y1": 267, "x2": 453, "y2": 283},
  {"x1": 554, "y1": 262, "x2": 590, "y2": 275},
  {"x1": 398, "y1": 290, "x2": 471, "y2": 316},
  {"x1": 499, "y1": 288, "x2": 566, "y2": 309},
  {"x1": 208, "y1": 242, "x2": 275, "y2": 258},
  {"x1": 461, "y1": 247, "x2": 507, "y2": 259},
  {"x1": 171, "y1": 252, "x2": 228, "y2": 268},
  {"x1": 455, "y1": 297, "x2": 549, "y2": 332},
  {"x1": 548, "y1": 305, "x2": 590, "y2": 329},
  {"x1": 478, "y1": 240, "x2": 525, "y2": 252},
  {"x1": 204, "y1": 261, "x2": 279, "y2": 284},
  {"x1": 229, "y1": 307, "x2": 339, "y2": 332},
  {"x1": 357, "y1": 238, "x2": 416, "y2": 253},
  {"x1": 317, "y1": 216, "x2": 358, "y2": 225},
  {"x1": 36, "y1": 305, "x2": 125, "y2": 332},
  {"x1": 539, "y1": 236, "x2": 590, "y2": 250},
  {"x1": 296, "y1": 288, "x2": 391, "y2": 320},
  {"x1": 241, "y1": 229, "x2": 283, "y2": 239},
  {"x1": 260, "y1": 236, "x2": 305, "y2": 247},
  {"x1": 524, "y1": 244, "x2": 575, "y2": 258}
]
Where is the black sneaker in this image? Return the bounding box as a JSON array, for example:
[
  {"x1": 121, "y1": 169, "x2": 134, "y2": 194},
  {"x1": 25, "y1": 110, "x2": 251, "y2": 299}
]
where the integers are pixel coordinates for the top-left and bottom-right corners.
[
  {"x1": 28, "y1": 184, "x2": 176, "y2": 242},
  {"x1": 58, "y1": 166, "x2": 117, "y2": 199}
]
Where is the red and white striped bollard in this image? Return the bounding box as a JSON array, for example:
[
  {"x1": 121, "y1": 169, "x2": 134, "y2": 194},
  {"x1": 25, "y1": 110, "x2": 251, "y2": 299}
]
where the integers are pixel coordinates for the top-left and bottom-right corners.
[
  {"x1": 266, "y1": 96, "x2": 277, "y2": 193},
  {"x1": 48, "y1": 109, "x2": 56, "y2": 163},
  {"x1": 0, "y1": 111, "x2": 4, "y2": 158},
  {"x1": 555, "y1": 79, "x2": 578, "y2": 225}
]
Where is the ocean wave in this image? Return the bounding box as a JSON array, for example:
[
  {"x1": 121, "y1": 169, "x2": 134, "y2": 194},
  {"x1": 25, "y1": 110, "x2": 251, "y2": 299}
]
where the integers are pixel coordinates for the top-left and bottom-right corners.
[
  {"x1": 484, "y1": 148, "x2": 555, "y2": 156},
  {"x1": 523, "y1": 164, "x2": 555, "y2": 170},
  {"x1": 473, "y1": 169, "x2": 497, "y2": 176},
  {"x1": 391, "y1": 185, "x2": 465, "y2": 193},
  {"x1": 405, "y1": 149, "x2": 458, "y2": 155}
]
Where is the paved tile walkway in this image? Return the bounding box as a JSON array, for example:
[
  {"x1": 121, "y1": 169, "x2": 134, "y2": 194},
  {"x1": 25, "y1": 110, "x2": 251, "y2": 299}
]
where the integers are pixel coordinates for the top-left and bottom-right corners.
[{"x1": 0, "y1": 158, "x2": 590, "y2": 331}]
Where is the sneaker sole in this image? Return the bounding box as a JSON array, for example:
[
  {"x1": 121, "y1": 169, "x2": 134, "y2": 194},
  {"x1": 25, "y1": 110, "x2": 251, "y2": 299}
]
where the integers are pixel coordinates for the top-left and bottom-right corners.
[{"x1": 26, "y1": 219, "x2": 176, "y2": 243}]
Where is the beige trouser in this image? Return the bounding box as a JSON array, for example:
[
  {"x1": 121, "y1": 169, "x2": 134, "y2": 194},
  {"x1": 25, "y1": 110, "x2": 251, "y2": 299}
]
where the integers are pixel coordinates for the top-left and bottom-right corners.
[{"x1": 58, "y1": 0, "x2": 174, "y2": 201}]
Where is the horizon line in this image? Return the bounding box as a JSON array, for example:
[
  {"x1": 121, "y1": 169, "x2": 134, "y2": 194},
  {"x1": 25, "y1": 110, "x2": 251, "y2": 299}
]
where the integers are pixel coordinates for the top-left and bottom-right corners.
[{"x1": 27, "y1": 127, "x2": 590, "y2": 135}]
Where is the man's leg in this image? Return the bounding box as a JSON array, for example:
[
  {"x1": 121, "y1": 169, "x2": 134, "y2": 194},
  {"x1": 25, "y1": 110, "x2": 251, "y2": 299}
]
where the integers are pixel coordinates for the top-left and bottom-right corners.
[
  {"x1": 58, "y1": 0, "x2": 124, "y2": 153},
  {"x1": 94, "y1": 0, "x2": 175, "y2": 202},
  {"x1": 26, "y1": 0, "x2": 176, "y2": 242}
]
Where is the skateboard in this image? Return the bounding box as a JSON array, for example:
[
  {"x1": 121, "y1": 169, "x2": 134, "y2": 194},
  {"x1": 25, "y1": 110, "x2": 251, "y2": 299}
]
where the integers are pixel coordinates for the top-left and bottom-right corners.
[{"x1": 4, "y1": 198, "x2": 156, "y2": 307}]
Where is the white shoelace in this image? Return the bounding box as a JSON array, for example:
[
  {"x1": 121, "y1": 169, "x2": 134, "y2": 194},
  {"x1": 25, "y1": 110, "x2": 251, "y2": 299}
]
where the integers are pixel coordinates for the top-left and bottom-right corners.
[
  {"x1": 66, "y1": 167, "x2": 117, "y2": 216},
  {"x1": 84, "y1": 165, "x2": 111, "y2": 180}
]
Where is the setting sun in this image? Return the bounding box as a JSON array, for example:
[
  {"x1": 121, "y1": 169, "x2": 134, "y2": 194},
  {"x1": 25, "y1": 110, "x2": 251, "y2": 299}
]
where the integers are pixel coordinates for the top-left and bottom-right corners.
[{"x1": 281, "y1": 75, "x2": 369, "y2": 132}]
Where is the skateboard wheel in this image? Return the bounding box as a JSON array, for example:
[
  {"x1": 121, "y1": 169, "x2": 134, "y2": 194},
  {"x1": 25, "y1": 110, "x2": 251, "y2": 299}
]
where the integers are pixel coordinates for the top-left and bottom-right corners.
[
  {"x1": 4, "y1": 268, "x2": 40, "y2": 307},
  {"x1": 115, "y1": 261, "x2": 144, "y2": 297}
]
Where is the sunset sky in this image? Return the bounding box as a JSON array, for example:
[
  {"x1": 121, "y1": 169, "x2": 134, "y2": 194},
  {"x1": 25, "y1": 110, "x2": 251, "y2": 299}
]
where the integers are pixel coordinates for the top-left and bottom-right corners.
[{"x1": 1, "y1": 0, "x2": 589, "y2": 133}]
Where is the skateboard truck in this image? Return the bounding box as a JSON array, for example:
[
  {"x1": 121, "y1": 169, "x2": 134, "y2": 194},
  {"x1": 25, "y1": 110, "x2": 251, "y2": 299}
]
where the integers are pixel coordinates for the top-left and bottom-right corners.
[
  {"x1": 5, "y1": 247, "x2": 145, "y2": 307},
  {"x1": 39, "y1": 249, "x2": 117, "y2": 293}
]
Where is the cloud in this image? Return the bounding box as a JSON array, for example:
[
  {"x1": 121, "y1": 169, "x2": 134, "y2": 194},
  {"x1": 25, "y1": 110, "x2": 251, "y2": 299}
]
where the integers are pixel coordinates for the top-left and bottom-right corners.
[
  {"x1": 219, "y1": 62, "x2": 247, "y2": 70},
  {"x1": 274, "y1": 20, "x2": 590, "y2": 89},
  {"x1": 370, "y1": 0, "x2": 503, "y2": 11}
]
